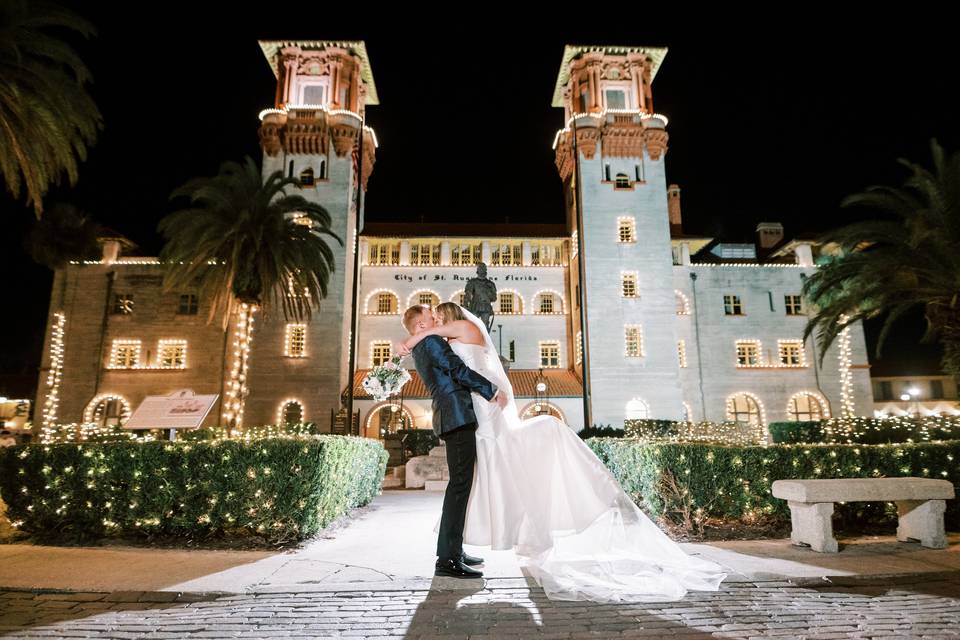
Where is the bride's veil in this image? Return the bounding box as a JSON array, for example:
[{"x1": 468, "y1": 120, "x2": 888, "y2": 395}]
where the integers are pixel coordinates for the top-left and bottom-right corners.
[{"x1": 455, "y1": 304, "x2": 522, "y2": 426}]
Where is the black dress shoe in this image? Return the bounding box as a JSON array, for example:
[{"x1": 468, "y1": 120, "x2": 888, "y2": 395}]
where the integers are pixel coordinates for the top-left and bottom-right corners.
[
  {"x1": 435, "y1": 557, "x2": 483, "y2": 579},
  {"x1": 460, "y1": 552, "x2": 484, "y2": 566}
]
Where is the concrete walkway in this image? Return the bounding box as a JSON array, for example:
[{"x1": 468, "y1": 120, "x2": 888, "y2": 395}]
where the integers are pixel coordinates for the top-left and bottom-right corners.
[{"x1": 1, "y1": 490, "x2": 958, "y2": 594}]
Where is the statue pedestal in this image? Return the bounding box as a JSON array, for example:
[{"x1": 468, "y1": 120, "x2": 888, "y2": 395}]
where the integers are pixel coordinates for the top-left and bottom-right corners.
[{"x1": 405, "y1": 445, "x2": 449, "y2": 490}]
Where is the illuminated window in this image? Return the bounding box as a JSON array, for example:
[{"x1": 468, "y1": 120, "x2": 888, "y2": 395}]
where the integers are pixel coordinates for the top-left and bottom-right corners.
[
  {"x1": 91, "y1": 397, "x2": 125, "y2": 427},
  {"x1": 727, "y1": 393, "x2": 762, "y2": 426},
  {"x1": 177, "y1": 293, "x2": 198, "y2": 315},
  {"x1": 157, "y1": 340, "x2": 187, "y2": 368},
  {"x1": 779, "y1": 340, "x2": 805, "y2": 366},
  {"x1": 285, "y1": 324, "x2": 307, "y2": 357},
  {"x1": 376, "y1": 292, "x2": 398, "y2": 314},
  {"x1": 281, "y1": 401, "x2": 303, "y2": 425},
  {"x1": 788, "y1": 393, "x2": 826, "y2": 421},
  {"x1": 490, "y1": 242, "x2": 523, "y2": 266},
  {"x1": 625, "y1": 325, "x2": 643, "y2": 357},
  {"x1": 615, "y1": 173, "x2": 631, "y2": 188},
  {"x1": 417, "y1": 291, "x2": 439, "y2": 307},
  {"x1": 723, "y1": 294, "x2": 743, "y2": 315},
  {"x1": 678, "y1": 340, "x2": 687, "y2": 368},
  {"x1": 538, "y1": 293, "x2": 556, "y2": 314},
  {"x1": 785, "y1": 295, "x2": 803, "y2": 315},
  {"x1": 539, "y1": 341, "x2": 560, "y2": 368},
  {"x1": 410, "y1": 242, "x2": 441, "y2": 266},
  {"x1": 622, "y1": 272, "x2": 638, "y2": 298},
  {"x1": 299, "y1": 167, "x2": 315, "y2": 187},
  {"x1": 530, "y1": 242, "x2": 562, "y2": 266},
  {"x1": 371, "y1": 341, "x2": 392, "y2": 367},
  {"x1": 498, "y1": 291, "x2": 522, "y2": 314},
  {"x1": 451, "y1": 242, "x2": 482, "y2": 265},
  {"x1": 736, "y1": 340, "x2": 761, "y2": 367},
  {"x1": 368, "y1": 241, "x2": 400, "y2": 265},
  {"x1": 112, "y1": 293, "x2": 134, "y2": 315},
  {"x1": 109, "y1": 339, "x2": 141, "y2": 368},
  {"x1": 617, "y1": 217, "x2": 636, "y2": 243},
  {"x1": 675, "y1": 291, "x2": 690, "y2": 315}
]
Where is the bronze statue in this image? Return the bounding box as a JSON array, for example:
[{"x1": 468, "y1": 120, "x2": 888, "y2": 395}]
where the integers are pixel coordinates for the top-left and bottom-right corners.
[{"x1": 463, "y1": 262, "x2": 497, "y2": 332}]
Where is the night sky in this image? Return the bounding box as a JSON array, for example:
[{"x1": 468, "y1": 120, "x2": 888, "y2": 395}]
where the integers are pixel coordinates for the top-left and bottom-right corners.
[{"x1": 1, "y1": 6, "x2": 954, "y2": 398}]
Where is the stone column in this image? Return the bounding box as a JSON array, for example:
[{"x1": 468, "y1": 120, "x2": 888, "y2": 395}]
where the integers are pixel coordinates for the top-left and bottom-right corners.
[
  {"x1": 481, "y1": 241, "x2": 491, "y2": 265},
  {"x1": 399, "y1": 241, "x2": 411, "y2": 266},
  {"x1": 440, "y1": 241, "x2": 451, "y2": 266},
  {"x1": 522, "y1": 240, "x2": 532, "y2": 266}
]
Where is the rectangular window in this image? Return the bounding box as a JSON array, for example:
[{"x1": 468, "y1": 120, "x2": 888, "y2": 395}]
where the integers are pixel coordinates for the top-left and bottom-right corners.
[
  {"x1": 410, "y1": 242, "x2": 441, "y2": 266},
  {"x1": 508, "y1": 340, "x2": 516, "y2": 362},
  {"x1": 112, "y1": 293, "x2": 134, "y2": 315},
  {"x1": 736, "y1": 340, "x2": 761, "y2": 366},
  {"x1": 418, "y1": 292, "x2": 437, "y2": 306},
  {"x1": 368, "y1": 241, "x2": 400, "y2": 265},
  {"x1": 724, "y1": 294, "x2": 743, "y2": 315},
  {"x1": 617, "y1": 217, "x2": 636, "y2": 243},
  {"x1": 778, "y1": 340, "x2": 805, "y2": 366},
  {"x1": 931, "y1": 379, "x2": 945, "y2": 399},
  {"x1": 678, "y1": 340, "x2": 687, "y2": 368},
  {"x1": 539, "y1": 341, "x2": 560, "y2": 368},
  {"x1": 622, "y1": 272, "x2": 638, "y2": 298},
  {"x1": 451, "y1": 243, "x2": 482, "y2": 266},
  {"x1": 539, "y1": 293, "x2": 555, "y2": 314},
  {"x1": 490, "y1": 242, "x2": 523, "y2": 266},
  {"x1": 109, "y1": 339, "x2": 141, "y2": 368},
  {"x1": 285, "y1": 324, "x2": 307, "y2": 358},
  {"x1": 604, "y1": 88, "x2": 627, "y2": 109},
  {"x1": 879, "y1": 381, "x2": 893, "y2": 401},
  {"x1": 158, "y1": 339, "x2": 187, "y2": 368},
  {"x1": 625, "y1": 325, "x2": 643, "y2": 358},
  {"x1": 371, "y1": 341, "x2": 391, "y2": 367},
  {"x1": 499, "y1": 292, "x2": 515, "y2": 314},
  {"x1": 785, "y1": 295, "x2": 803, "y2": 315},
  {"x1": 301, "y1": 83, "x2": 326, "y2": 104},
  {"x1": 177, "y1": 293, "x2": 198, "y2": 315},
  {"x1": 530, "y1": 242, "x2": 562, "y2": 266}
]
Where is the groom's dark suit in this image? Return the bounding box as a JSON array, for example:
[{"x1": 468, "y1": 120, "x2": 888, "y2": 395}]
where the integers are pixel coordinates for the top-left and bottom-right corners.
[{"x1": 412, "y1": 335, "x2": 498, "y2": 561}]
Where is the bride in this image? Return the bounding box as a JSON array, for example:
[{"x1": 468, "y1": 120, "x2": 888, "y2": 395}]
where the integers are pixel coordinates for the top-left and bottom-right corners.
[{"x1": 398, "y1": 302, "x2": 727, "y2": 603}]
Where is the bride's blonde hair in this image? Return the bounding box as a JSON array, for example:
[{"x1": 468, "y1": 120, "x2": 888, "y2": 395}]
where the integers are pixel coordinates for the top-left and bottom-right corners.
[{"x1": 435, "y1": 302, "x2": 466, "y2": 325}]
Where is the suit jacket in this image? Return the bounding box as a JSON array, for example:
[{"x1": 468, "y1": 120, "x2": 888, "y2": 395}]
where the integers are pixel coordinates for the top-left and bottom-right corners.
[{"x1": 412, "y1": 335, "x2": 498, "y2": 437}]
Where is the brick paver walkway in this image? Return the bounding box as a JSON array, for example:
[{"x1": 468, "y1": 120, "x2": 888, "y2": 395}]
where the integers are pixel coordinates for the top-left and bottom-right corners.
[{"x1": 1, "y1": 573, "x2": 959, "y2": 639}]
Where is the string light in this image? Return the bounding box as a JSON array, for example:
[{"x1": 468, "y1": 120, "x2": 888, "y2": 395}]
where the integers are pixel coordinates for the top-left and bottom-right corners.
[
  {"x1": 674, "y1": 290, "x2": 691, "y2": 315},
  {"x1": 552, "y1": 110, "x2": 671, "y2": 149},
  {"x1": 786, "y1": 390, "x2": 832, "y2": 421},
  {"x1": 532, "y1": 289, "x2": 567, "y2": 314},
  {"x1": 838, "y1": 316, "x2": 856, "y2": 417},
  {"x1": 363, "y1": 289, "x2": 400, "y2": 315},
  {"x1": 616, "y1": 216, "x2": 637, "y2": 243},
  {"x1": 495, "y1": 288, "x2": 525, "y2": 315},
  {"x1": 275, "y1": 398, "x2": 305, "y2": 425},
  {"x1": 406, "y1": 289, "x2": 442, "y2": 309},
  {"x1": 678, "y1": 340, "x2": 687, "y2": 368},
  {"x1": 724, "y1": 392, "x2": 768, "y2": 429},
  {"x1": 223, "y1": 303, "x2": 258, "y2": 432},
  {"x1": 257, "y1": 104, "x2": 379, "y2": 147},
  {"x1": 41, "y1": 313, "x2": 66, "y2": 430}
]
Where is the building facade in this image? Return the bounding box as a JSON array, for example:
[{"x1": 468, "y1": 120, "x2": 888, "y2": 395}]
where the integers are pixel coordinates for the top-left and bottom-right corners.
[{"x1": 33, "y1": 42, "x2": 874, "y2": 438}]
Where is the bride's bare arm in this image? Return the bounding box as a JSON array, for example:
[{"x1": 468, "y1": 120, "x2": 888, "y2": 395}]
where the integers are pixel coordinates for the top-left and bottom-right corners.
[{"x1": 397, "y1": 320, "x2": 476, "y2": 354}]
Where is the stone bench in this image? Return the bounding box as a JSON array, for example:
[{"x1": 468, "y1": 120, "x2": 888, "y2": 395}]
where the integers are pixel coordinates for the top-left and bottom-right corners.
[{"x1": 771, "y1": 477, "x2": 954, "y2": 553}]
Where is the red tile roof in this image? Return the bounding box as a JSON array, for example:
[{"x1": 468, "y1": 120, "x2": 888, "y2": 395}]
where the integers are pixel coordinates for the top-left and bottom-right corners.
[{"x1": 352, "y1": 368, "x2": 582, "y2": 399}]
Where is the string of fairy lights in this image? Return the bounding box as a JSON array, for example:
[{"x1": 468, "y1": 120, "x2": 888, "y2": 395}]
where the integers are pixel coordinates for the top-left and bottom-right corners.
[
  {"x1": 222, "y1": 303, "x2": 258, "y2": 432},
  {"x1": 40, "y1": 312, "x2": 66, "y2": 430},
  {"x1": 837, "y1": 316, "x2": 856, "y2": 417}
]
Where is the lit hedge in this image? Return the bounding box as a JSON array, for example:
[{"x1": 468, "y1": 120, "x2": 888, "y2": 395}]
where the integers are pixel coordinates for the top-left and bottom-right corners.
[
  {"x1": 586, "y1": 438, "x2": 960, "y2": 529},
  {"x1": 0, "y1": 435, "x2": 388, "y2": 545},
  {"x1": 769, "y1": 416, "x2": 960, "y2": 445}
]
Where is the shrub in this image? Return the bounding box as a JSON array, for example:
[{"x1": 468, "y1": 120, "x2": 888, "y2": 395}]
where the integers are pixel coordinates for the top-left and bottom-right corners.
[
  {"x1": 0, "y1": 435, "x2": 387, "y2": 545},
  {"x1": 586, "y1": 438, "x2": 960, "y2": 531},
  {"x1": 578, "y1": 424, "x2": 625, "y2": 439},
  {"x1": 624, "y1": 419, "x2": 767, "y2": 446},
  {"x1": 769, "y1": 416, "x2": 960, "y2": 445},
  {"x1": 396, "y1": 429, "x2": 439, "y2": 458}
]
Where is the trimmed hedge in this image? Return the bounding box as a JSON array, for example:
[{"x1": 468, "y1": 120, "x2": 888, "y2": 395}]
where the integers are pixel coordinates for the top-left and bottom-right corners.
[
  {"x1": 586, "y1": 438, "x2": 960, "y2": 530},
  {"x1": 0, "y1": 435, "x2": 387, "y2": 545},
  {"x1": 769, "y1": 416, "x2": 960, "y2": 445}
]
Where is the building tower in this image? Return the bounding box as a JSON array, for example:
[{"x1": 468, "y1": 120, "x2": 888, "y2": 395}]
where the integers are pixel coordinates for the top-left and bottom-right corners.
[
  {"x1": 251, "y1": 41, "x2": 378, "y2": 428},
  {"x1": 553, "y1": 45, "x2": 684, "y2": 425}
]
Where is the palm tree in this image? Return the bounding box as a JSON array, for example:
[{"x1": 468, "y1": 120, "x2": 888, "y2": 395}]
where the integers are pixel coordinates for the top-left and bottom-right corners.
[
  {"x1": 22, "y1": 202, "x2": 103, "y2": 271},
  {"x1": 802, "y1": 138, "x2": 960, "y2": 379},
  {"x1": 0, "y1": 0, "x2": 103, "y2": 218},
  {"x1": 157, "y1": 156, "x2": 342, "y2": 429}
]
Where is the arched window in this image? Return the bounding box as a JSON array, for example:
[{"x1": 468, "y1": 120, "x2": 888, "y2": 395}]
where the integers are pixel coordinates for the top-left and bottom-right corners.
[
  {"x1": 726, "y1": 393, "x2": 764, "y2": 426},
  {"x1": 675, "y1": 290, "x2": 691, "y2": 315},
  {"x1": 498, "y1": 291, "x2": 523, "y2": 315},
  {"x1": 534, "y1": 290, "x2": 564, "y2": 314},
  {"x1": 450, "y1": 290, "x2": 466, "y2": 306},
  {"x1": 787, "y1": 392, "x2": 829, "y2": 421},
  {"x1": 299, "y1": 167, "x2": 315, "y2": 187},
  {"x1": 364, "y1": 402, "x2": 414, "y2": 439},
  {"x1": 615, "y1": 173, "x2": 631, "y2": 189},
  {"x1": 318, "y1": 158, "x2": 326, "y2": 180},
  {"x1": 408, "y1": 290, "x2": 440, "y2": 308},
  {"x1": 278, "y1": 400, "x2": 304, "y2": 426},
  {"x1": 84, "y1": 394, "x2": 131, "y2": 427},
  {"x1": 520, "y1": 402, "x2": 566, "y2": 421},
  {"x1": 625, "y1": 397, "x2": 650, "y2": 420},
  {"x1": 288, "y1": 160, "x2": 294, "y2": 178}
]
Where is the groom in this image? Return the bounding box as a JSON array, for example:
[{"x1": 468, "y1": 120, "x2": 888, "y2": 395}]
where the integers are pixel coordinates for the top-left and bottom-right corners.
[{"x1": 402, "y1": 304, "x2": 507, "y2": 579}]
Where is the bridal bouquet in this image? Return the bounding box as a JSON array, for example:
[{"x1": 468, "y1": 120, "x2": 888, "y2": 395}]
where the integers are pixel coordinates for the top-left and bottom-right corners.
[{"x1": 362, "y1": 355, "x2": 412, "y2": 402}]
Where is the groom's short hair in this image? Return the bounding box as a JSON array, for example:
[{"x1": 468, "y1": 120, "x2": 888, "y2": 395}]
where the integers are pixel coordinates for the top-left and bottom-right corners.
[{"x1": 402, "y1": 304, "x2": 429, "y2": 335}]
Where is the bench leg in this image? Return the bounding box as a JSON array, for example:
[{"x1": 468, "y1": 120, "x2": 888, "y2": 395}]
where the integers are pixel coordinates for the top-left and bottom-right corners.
[
  {"x1": 788, "y1": 501, "x2": 838, "y2": 553},
  {"x1": 896, "y1": 499, "x2": 947, "y2": 549}
]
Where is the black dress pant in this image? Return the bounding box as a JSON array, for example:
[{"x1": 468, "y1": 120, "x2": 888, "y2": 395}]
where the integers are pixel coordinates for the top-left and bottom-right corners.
[{"x1": 436, "y1": 421, "x2": 478, "y2": 560}]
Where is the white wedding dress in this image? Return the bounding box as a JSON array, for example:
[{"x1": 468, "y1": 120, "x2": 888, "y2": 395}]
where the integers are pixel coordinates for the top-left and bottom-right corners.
[{"x1": 433, "y1": 306, "x2": 728, "y2": 603}]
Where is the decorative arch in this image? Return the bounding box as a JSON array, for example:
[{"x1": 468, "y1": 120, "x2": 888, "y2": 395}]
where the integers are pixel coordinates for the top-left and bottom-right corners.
[
  {"x1": 83, "y1": 393, "x2": 132, "y2": 427},
  {"x1": 675, "y1": 290, "x2": 691, "y2": 315},
  {"x1": 277, "y1": 398, "x2": 305, "y2": 425},
  {"x1": 449, "y1": 290, "x2": 466, "y2": 306},
  {"x1": 786, "y1": 391, "x2": 831, "y2": 421},
  {"x1": 407, "y1": 289, "x2": 441, "y2": 308},
  {"x1": 533, "y1": 289, "x2": 566, "y2": 314},
  {"x1": 364, "y1": 289, "x2": 400, "y2": 314},
  {"x1": 625, "y1": 397, "x2": 650, "y2": 420},
  {"x1": 519, "y1": 401, "x2": 567, "y2": 422},
  {"x1": 364, "y1": 401, "x2": 415, "y2": 439},
  {"x1": 725, "y1": 392, "x2": 767, "y2": 426}
]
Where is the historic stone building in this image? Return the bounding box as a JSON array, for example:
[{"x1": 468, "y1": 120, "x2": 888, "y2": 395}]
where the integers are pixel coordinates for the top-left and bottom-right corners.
[{"x1": 33, "y1": 42, "x2": 873, "y2": 438}]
